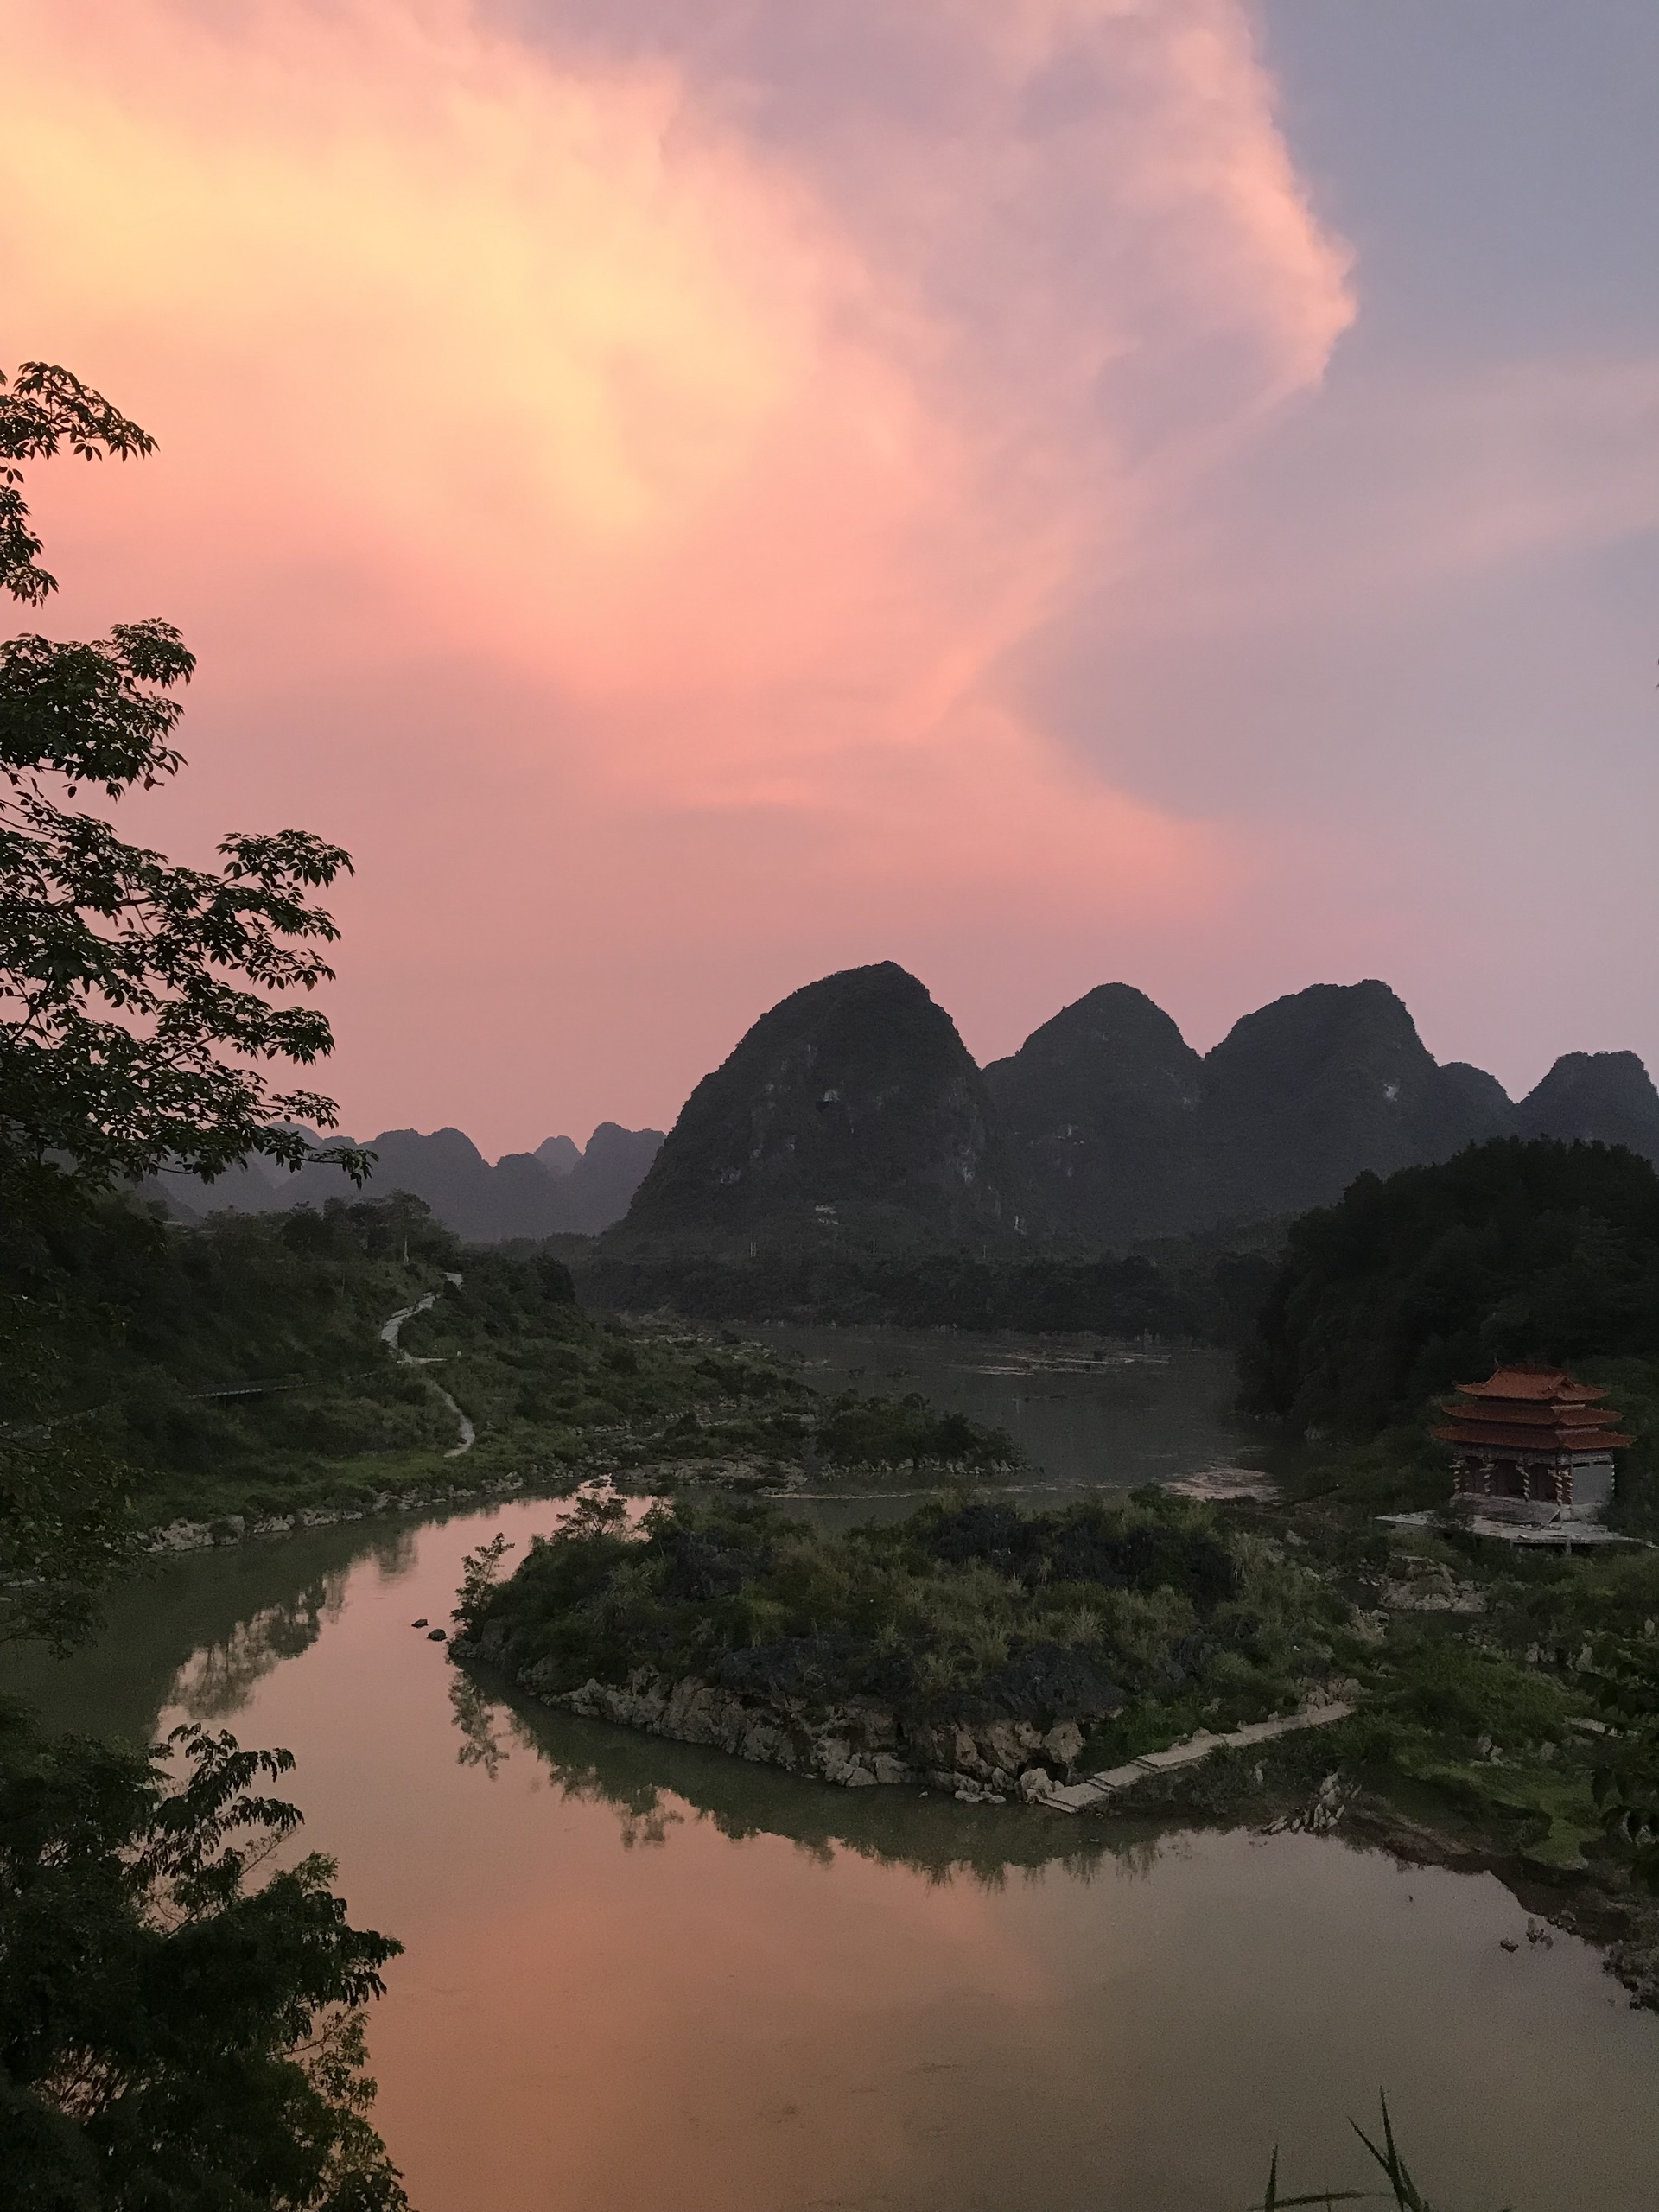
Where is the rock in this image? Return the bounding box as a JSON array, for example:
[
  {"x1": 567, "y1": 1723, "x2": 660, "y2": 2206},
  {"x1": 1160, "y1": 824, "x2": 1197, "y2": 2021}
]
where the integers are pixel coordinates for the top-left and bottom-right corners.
[
  {"x1": 1019, "y1": 1766, "x2": 1064, "y2": 1807},
  {"x1": 982, "y1": 1723, "x2": 1025, "y2": 1777},
  {"x1": 738, "y1": 1716, "x2": 790, "y2": 1764},
  {"x1": 951, "y1": 1726, "x2": 989, "y2": 1780},
  {"x1": 814, "y1": 1735, "x2": 851, "y2": 1777},
  {"x1": 872, "y1": 1753, "x2": 907, "y2": 1785},
  {"x1": 902, "y1": 1722, "x2": 948, "y2": 1770},
  {"x1": 849, "y1": 1705, "x2": 899, "y2": 1753},
  {"x1": 412, "y1": 1618, "x2": 429, "y2": 1628},
  {"x1": 427, "y1": 1629, "x2": 448, "y2": 1642},
  {"x1": 1042, "y1": 1719, "x2": 1084, "y2": 1770},
  {"x1": 151, "y1": 1517, "x2": 216, "y2": 1554}
]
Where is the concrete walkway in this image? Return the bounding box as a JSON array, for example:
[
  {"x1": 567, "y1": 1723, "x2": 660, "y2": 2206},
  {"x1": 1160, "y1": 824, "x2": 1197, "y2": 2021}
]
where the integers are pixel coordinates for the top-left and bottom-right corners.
[{"x1": 1043, "y1": 1700, "x2": 1354, "y2": 1814}]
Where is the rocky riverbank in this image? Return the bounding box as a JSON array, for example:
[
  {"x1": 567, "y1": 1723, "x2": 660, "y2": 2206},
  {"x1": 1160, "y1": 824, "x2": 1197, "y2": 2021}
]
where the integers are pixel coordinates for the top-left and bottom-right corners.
[
  {"x1": 143, "y1": 1473, "x2": 533, "y2": 1554},
  {"x1": 456, "y1": 1637, "x2": 1084, "y2": 1805}
]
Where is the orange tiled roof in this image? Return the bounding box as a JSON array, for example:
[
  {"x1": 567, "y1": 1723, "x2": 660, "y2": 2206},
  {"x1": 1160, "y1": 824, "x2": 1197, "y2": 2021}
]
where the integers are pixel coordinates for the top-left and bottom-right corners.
[
  {"x1": 1432, "y1": 1419, "x2": 1632, "y2": 1453},
  {"x1": 1453, "y1": 1366, "x2": 1606, "y2": 1403},
  {"x1": 1434, "y1": 1363, "x2": 1630, "y2": 1454}
]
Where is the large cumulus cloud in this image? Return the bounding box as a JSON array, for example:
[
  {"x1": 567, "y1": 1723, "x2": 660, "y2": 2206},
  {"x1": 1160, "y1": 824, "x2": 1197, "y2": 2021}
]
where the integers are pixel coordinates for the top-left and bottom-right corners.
[{"x1": 0, "y1": 0, "x2": 1353, "y2": 1145}]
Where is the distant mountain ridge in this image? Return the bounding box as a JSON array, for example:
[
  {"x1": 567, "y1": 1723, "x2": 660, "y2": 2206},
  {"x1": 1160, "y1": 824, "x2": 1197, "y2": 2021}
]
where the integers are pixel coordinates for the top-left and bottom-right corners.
[
  {"x1": 175, "y1": 968, "x2": 1659, "y2": 1255},
  {"x1": 614, "y1": 965, "x2": 1659, "y2": 1255},
  {"x1": 193, "y1": 1120, "x2": 664, "y2": 1241}
]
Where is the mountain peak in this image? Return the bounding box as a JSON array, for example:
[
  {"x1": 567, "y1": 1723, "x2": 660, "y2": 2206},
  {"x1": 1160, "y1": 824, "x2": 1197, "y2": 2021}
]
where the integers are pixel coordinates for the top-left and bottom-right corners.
[
  {"x1": 984, "y1": 983, "x2": 1203, "y2": 1244},
  {"x1": 1516, "y1": 1051, "x2": 1659, "y2": 1163},
  {"x1": 620, "y1": 962, "x2": 1021, "y2": 1249}
]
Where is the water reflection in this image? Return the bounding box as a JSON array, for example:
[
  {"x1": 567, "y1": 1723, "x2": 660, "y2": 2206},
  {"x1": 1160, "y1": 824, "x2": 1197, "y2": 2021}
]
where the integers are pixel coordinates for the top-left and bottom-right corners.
[
  {"x1": 171, "y1": 1573, "x2": 351, "y2": 1719},
  {"x1": 1, "y1": 1514, "x2": 423, "y2": 1743},
  {"x1": 8, "y1": 1491, "x2": 1659, "y2": 2211},
  {"x1": 457, "y1": 1659, "x2": 1187, "y2": 1892}
]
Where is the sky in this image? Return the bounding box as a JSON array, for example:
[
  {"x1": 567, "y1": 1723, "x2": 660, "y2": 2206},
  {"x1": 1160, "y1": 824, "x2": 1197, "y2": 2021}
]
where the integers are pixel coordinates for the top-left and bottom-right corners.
[{"x1": 3, "y1": 0, "x2": 1656, "y2": 1157}]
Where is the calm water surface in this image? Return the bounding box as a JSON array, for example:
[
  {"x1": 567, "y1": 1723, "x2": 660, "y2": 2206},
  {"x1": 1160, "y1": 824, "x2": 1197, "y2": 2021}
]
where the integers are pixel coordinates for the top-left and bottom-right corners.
[
  {"x1": 760, "y1": 1327, "x2": 1252, "y2": 1511},
  {"x1": 7, "y1": 1361, "x2": 1659, "y2": 2209}
]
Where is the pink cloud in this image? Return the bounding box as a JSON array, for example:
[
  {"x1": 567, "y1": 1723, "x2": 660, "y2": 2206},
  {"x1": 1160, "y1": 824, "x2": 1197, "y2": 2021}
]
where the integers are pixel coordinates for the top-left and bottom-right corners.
[{"x1": 0, "y1": 0, "x2": 1353, "y2": 1150}]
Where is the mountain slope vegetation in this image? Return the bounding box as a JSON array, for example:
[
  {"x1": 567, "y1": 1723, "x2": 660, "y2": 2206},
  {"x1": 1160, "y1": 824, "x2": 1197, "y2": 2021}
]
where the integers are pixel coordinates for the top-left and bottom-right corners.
[
  {"x1": 620, "y1": 961, "x2": 1025, "y2": 1252},
  {"x1": 1238, "y1": 1137, "x2": 1659, "y2": 1448},
  {"x1": 2, "y1": 1190, "x2": 1021, "y2": 1535}
]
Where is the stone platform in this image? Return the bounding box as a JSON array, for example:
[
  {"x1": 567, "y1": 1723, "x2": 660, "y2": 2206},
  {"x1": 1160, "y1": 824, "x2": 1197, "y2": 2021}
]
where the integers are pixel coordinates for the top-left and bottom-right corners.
[{"x1": 1040, "y1": 1700, "x2": 1354, "y2": 1814}]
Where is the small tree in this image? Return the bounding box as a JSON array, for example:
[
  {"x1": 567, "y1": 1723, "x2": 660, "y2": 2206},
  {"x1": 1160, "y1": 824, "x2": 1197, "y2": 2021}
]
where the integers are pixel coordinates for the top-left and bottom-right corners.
[
  {"x1": 0, "y1": 361, "x2": 368, "y2": 1193},
  {"x1": 1589, "y1": 1637, "x2": 1659, "y2": 1888}
]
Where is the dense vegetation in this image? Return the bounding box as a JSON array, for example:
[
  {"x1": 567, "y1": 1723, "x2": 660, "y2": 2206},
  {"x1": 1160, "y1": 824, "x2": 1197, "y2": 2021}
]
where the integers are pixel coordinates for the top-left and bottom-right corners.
[
  {"x1": 570, "y1": 1234, "x2": 1280, "y2": 1344},
  {"x1": 458, "y1": 1488, "x2": 1344, "y2": 1753},
  {"x1": 0, "y1": 1185, "x2": 1023, "y2": 1545},
  {"x1": 0, "y1": 1707, "x2": 406, "y2": 2211},
  {"x1": 458, "y1": 1473, "x2": 1659, "y2": 1916},
  {"x1": 0, "y1": 360, "x2": 413, "y2": 2203},
  {"x1": 1240, "y1": 1136, "x2": 1659, "y2": 1440}
]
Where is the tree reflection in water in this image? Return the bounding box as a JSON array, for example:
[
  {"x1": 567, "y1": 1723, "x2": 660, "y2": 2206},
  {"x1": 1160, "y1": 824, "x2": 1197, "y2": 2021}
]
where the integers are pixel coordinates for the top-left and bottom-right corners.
[
  {"x1": 448, "y1": 1661, "x2": 1170, "y2": 1888},
  {"x1": 169, "y1": 1569, "x2": 354, "y2": 1720}
]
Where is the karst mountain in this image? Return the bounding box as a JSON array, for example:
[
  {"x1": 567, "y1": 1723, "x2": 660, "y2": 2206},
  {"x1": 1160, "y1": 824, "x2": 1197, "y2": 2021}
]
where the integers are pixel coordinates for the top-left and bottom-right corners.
[
  {"x1": 613, "y1": 963, "x2": 1659, "y2": 1255},
  {"x1": 620, "y1": 962, "x2": 1024, "y2": 1251},
  {"x1": 183, "y1": 1119, "x2": 665, "y2": 1240},
  {"x1": 178, "y1": 963, "x2": 1659, "y2": 1252}
]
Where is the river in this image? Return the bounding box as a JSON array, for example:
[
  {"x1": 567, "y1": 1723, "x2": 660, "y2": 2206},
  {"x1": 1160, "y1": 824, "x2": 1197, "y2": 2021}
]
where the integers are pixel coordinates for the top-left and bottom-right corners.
[
  {"x1": 759, "y1": 1329, "x2": 1253, "y2": 1516},
  {"x1": 6, "y1": 1349, "x2": 1659, "y2": 2209}
]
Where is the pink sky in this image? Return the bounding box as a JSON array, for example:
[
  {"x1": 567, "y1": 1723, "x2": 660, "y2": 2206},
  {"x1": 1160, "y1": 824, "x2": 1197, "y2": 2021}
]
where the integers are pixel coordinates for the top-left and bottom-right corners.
[{"x1": 4, "y1": 0, "x2": 1656, "y2": 1154}]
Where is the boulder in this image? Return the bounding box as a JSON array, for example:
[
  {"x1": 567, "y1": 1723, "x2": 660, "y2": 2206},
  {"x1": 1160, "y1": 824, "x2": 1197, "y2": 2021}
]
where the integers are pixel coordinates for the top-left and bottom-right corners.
[{"x1": 1043, "y1": 1719, "x2": 1084, "y2": 1771}]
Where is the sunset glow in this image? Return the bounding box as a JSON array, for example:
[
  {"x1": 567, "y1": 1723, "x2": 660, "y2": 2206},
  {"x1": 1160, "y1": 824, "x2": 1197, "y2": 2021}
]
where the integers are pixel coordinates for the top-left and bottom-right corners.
[{"x1": 3, "y1": 0, "x2": 1653, "y2": 1149}]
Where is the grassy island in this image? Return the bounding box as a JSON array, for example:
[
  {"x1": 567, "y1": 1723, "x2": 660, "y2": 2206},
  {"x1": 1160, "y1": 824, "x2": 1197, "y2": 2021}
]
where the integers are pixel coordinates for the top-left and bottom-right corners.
[{"x1": 454, "y1": 1488, "x2": 1354, "y2": 1800}]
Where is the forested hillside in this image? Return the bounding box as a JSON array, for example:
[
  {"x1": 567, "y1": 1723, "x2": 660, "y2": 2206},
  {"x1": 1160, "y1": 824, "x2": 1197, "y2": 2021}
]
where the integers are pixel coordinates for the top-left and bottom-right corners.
[
  {"x1": 2, "y1": 1191, "x2": 1019, "y2": 1535},
  {"x1": 1239, "y1": 1138, "x2": 1659, "y2": 1453},
  {"x1": 572, "y1": 1233, "x2": 1279, "y2": 1342}
]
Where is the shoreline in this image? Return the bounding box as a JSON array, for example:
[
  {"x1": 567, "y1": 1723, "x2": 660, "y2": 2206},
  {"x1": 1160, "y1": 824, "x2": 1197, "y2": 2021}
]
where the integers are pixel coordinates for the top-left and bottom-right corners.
[
  {"x1": 137, "y1": 1451, "x2": 1032, "y2": 1557},
  {"x1": 454, "y1": 1639, "x2": 1659, "y2": 2012}
]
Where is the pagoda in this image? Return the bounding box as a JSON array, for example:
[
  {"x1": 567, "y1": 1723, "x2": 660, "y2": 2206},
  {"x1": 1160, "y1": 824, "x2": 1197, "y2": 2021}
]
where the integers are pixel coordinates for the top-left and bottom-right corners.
[{"x1": 1432, "y1": 1364, "x2": 1630, "y2": 1522}]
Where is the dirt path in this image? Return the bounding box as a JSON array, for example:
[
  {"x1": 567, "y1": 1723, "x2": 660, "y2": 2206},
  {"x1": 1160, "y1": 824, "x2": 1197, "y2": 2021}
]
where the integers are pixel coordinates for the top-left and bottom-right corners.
[{"x1": 380, "y1": 1280, "x2": 475, "y2": 1457}]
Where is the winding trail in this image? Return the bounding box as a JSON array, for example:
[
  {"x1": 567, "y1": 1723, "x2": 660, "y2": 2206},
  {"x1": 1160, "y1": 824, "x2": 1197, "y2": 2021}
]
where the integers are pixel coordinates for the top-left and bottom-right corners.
[{"x1": 379, "y1": 1279, "x2": 475, "y2": 1457}]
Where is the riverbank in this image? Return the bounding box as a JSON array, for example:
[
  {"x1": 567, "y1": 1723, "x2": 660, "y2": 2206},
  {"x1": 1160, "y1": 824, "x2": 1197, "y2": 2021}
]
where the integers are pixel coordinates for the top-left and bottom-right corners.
[
  {"x1": 450, "y1": 1477, "x2": 1659, "y2": 2010},
  {"x1": 457, "y1": 1619, "x2": 1659, "y2": 2009},
  {"x1": 20, "y1": 1484, "x2": 1658, "y2": 2212}
]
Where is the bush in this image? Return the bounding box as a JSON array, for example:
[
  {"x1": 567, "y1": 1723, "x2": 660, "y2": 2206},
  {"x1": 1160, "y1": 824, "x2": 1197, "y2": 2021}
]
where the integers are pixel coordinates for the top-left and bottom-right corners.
[{"x1": 461, "y1": 1490, "x2": 1326, "y2": 1730}]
